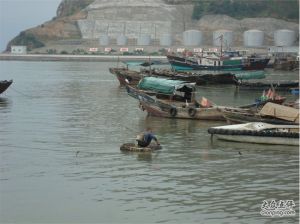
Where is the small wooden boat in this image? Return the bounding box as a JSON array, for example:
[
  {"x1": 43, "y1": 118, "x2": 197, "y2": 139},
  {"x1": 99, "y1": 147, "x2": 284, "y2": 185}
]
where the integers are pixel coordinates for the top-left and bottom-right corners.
[
  {"x1": 126, "y1": 77, "x2": 257, "y2": 121},
  {"x1": 139, "y1": 99, "x2": 226, "y2": 120},
  {"x1": 110, "y1": 67, "x2": 239, "y2": 86},
  {"x1": 224, "y1": 102, "x2": 299, "y2": 125},
  {"x1": 109, "y1": 67, "x2": 143, "y2": 85},
  {"x1": 120, "y1": 143, "x2": 162, "y2": 152},
  {"x1": 223, "y1": 108, "x2": 298, "y2": 125},
  {"x1": 0, "y1": 80, "x2": 13, "y2": 94},
  {"x1": 208, "y1": 122, "x2": 299, "y2": 146},
  {"x1": 236, "y1": 80, "x2": 299, "y2": 91}
]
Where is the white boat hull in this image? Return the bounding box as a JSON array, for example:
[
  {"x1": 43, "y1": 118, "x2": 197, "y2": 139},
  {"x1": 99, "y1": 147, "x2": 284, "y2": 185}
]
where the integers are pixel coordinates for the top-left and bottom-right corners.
[{"x1": 215, "y1": 134, "x2": 299, "y2": 146}]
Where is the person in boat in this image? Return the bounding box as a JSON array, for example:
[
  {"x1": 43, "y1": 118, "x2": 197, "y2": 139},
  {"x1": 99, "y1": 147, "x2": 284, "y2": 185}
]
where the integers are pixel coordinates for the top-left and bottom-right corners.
[{"x1": 136, "y1": 128, "x2": 160, "y2": 147}]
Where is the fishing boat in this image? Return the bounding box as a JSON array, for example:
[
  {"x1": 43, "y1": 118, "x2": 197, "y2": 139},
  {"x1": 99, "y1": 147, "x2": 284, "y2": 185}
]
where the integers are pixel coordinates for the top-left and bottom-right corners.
[
  {"x1": 146, "y1": 69, "x2": 239, "y2": 85},
  {"x1": 126, "y1": 77, "x2": 229, "y2": 120},
  {"x1": 167, "y1": 52, "x2": 270, "y2": 71},
  {"x1": 0, "y1": 80, "x2": 13, "y2": 94},
  {"x1": 222, "y1": 108, "x2": 298, "y2": 125},
  {"x1": 109, "y1": 67, "x2": 143, "y2": 85},
  {"x1": 208, "y1": 122, "x2": 299, "y2": 146},
  {"x1": 236, "y1": 80, "x2": 299, "y2": 91},
  {"x1": 110, "y1": 67, "x2": 239, "y2": 86},
  {"x1": 120, "y1": 143, "x2": 162, "y2": 152}
]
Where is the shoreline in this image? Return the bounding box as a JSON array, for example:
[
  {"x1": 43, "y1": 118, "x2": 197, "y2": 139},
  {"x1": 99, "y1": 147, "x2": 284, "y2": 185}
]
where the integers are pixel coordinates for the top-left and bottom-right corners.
[{"x1": 0, "y1": 53, "x2": 168, "y2": 62}]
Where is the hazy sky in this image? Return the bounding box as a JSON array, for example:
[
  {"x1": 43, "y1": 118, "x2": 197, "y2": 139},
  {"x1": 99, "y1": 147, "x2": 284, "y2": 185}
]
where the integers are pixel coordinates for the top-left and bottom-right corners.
[{"x1": 0, "y1": 0, "x2": 61, "y2": 51}]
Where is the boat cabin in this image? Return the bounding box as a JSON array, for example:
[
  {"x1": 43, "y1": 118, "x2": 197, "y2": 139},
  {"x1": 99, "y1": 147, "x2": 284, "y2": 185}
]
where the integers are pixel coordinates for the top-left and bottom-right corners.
[{"x1": 137, "y1": 77, "x2": 196, "y2": 102}]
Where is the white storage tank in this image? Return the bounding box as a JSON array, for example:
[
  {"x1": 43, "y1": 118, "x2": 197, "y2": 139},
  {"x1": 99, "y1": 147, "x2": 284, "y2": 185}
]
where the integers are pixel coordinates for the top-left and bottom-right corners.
[
  {"x1": 274, "y1": 29, "x2": 296, "y2": 47},
  {"x1": 99, "y1": 35, "x2": 110, "y2": 46},
  {"x1": 183, "y1": 30, "x2": 203, "y2": 46},
  {"x1": 160, "y1": 34, "x2": 173, "y2": 46},
  {"x1": 213, "y1": 29, "x2": 234, "y2": 47},
  {"x1": 137, "y1": 34, "x2": 151, "y2": 46},
  {"x1": 243, "y1": 29, "x2": 264, "y2": 47},
  {"x1": 117, "y1": 35, "x2": 128, "y2": 46}
]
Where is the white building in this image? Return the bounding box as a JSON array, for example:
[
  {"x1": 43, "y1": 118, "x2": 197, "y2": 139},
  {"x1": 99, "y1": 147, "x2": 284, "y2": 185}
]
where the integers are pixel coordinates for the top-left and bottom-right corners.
[{"x1": 11, "y1": 46, "x2": 27, "y2": 54}]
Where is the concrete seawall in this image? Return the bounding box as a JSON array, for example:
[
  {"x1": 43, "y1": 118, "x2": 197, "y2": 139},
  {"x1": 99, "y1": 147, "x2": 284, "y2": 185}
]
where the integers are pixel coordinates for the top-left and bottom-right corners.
[{"x1": 0, "y1": 54, "x2": 168, "y2": 62}]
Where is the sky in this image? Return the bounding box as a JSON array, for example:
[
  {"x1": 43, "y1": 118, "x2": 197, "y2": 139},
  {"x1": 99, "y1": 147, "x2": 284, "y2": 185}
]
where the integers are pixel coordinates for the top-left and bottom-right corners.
[{"x1": 0, "y1": 0, "x2": 61, "y2": 51}]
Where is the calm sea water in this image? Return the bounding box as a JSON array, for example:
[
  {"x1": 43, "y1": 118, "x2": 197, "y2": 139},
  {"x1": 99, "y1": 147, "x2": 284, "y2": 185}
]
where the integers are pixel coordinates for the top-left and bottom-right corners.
[{"x1": 0, "y1": 61, "x2": 298, "y2": 224}]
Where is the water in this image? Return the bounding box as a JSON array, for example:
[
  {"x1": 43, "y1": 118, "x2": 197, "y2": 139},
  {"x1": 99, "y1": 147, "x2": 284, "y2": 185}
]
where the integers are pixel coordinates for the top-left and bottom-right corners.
[{"x1": 0, "y1": 61, "x2": 298, "y2": 224}]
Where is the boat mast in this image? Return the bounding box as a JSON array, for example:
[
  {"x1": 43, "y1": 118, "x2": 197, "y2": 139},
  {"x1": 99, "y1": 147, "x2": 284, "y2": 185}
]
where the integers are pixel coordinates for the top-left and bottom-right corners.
[{"x1": 220, "y1": 35, "x2": 223, "y2": 57}]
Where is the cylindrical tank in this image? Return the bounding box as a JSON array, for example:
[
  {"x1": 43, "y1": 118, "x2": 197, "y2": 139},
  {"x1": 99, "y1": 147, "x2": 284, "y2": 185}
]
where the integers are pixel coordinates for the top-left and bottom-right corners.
[
  {"x1": 183, "y1": 30, "x2": 203, "y2": 46},
  {"x1": 274, "y1": 29, "x2": 296, "y2": 47},
  {"x1": 137, "y1": 34, "x2": 151, "y2": 46},
  {"x1": 213, "y1": 30, "x2": 233, "y2": 47},
  {"x1": 99, "y1": 35, "x2": 110, "y2": 46},
  {"x1": 117, "y1": 35, "x2": 128, "y2": 46},
  {"x1": 243, "y1": 29, "x2": 264, "y2": 47},
  {"x1": 160, "y1": 34, "x2": 173, "y2": 46}
]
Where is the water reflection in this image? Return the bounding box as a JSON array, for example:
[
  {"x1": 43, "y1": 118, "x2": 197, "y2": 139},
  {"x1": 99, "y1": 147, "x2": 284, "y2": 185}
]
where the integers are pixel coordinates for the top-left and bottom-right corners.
[{"x1": 0, "y1": 97, "x2": 10, "y2": 108}]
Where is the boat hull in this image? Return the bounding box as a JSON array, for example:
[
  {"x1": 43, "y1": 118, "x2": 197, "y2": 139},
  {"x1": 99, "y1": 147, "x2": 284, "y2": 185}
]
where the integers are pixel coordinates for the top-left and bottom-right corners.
[
  {"x1": 214, "y1": 134, "x2": 299, "y2": 146},
  {"x1": 140, "y1": 101, "x2": 225, "y2": 120},
  {"x1": 208, "y1": 122, "x2": 299, "y2": 146},
  {"x1": 167, "y1": 55, "x2": 270, "y2": 71},
  {"x1": 109, "y1": 68, "x2": 142, "y2": 85},
  {"x1": 0, "y1": 80, "x2": 13, "y2": 94}
]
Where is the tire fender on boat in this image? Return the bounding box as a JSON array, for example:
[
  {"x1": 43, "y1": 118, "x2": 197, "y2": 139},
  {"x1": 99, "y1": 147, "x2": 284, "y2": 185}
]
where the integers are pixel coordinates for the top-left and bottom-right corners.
[
  {"x1": 188, "y1": 107, "x2": 197, "y2": 117},
  {"x1": 169, "y1": 107, "x2": 177, "y2": 117}
]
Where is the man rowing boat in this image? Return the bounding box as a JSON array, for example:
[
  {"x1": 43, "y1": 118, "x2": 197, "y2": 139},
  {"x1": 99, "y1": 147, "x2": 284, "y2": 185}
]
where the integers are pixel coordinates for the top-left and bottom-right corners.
[{"x1": 136, "y1": 127, "x2": 160, "y2": 147}]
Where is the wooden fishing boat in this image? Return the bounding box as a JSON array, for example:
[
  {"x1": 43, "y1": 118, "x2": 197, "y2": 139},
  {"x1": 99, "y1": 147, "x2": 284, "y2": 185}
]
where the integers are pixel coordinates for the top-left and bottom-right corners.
[
  {"x1": 208, "y1": 122, "x2": 299, "y2": 146},
  {"x1": 126, "y1": 77, "x2": 227, "y2": 120},
  {"x1": 223, "y1": 102, "x2": 298, "y2": 124},
  {"x1": 0, "y1": 80, "x2": 13, "y2": 94},
  {"x1": 120, "y1": 143, "x2": 162, "y2": 152},
  {"x1": 236, "y1": 80, "x2": 299, "y2": 91},
  {"x1": 167, "y1": 52, "x2": 270, "y2": 71},
  {"x1": 110, "y1": 67, "x2": 239, "y2": 86},
  {"x1": 139, "y1": 99, "x2": 226, "y2": 120},
  {"x1": 109, "y1": 67, "x2": 143, "y2": 85},
  {"x1": 145, "y1": 69, "x2": 239, "y2": 85},
  {"x1": 222, "y1": 108, "x2": 298, "y2": 125}
]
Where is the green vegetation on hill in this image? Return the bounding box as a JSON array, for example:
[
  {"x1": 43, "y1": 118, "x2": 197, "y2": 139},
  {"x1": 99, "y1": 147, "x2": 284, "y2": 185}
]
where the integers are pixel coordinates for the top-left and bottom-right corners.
[
  {"x1": 8, "y1": 32, "x2": 44, "y2": 51},
  {"x1": 192, "y1": 0, "x2": 299, "y2": 21}
]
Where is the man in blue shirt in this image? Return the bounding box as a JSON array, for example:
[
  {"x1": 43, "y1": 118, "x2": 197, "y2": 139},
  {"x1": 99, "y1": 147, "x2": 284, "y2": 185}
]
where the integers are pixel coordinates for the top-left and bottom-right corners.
[{"x1": 137, "y1": 127, "x2": 160, "y2": 147}]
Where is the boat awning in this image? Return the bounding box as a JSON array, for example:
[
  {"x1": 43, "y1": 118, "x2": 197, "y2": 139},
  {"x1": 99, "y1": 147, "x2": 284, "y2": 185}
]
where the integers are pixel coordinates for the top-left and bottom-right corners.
[
  {"x1": 137, "y1": 77, "x2": 195, "y2": 95},
  {"x1": 259, "y1": 102, "x2": 299, "y2": 123}
]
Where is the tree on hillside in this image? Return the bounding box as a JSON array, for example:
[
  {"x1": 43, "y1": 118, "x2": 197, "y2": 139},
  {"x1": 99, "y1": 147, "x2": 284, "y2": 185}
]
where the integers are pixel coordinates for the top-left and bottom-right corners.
[{"x1": 192, "y1": 0, "x2": 299, "y2": 21}]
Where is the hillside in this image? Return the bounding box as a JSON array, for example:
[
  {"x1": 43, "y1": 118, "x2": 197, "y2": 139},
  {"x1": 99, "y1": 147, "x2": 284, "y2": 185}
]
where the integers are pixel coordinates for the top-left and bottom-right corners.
[
  {"x1": 192, "y1": 0, "x2": 299, "y2": 21},
  {"x1": 5, "y1": 0, "x2": 299, "y2": 52}
]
